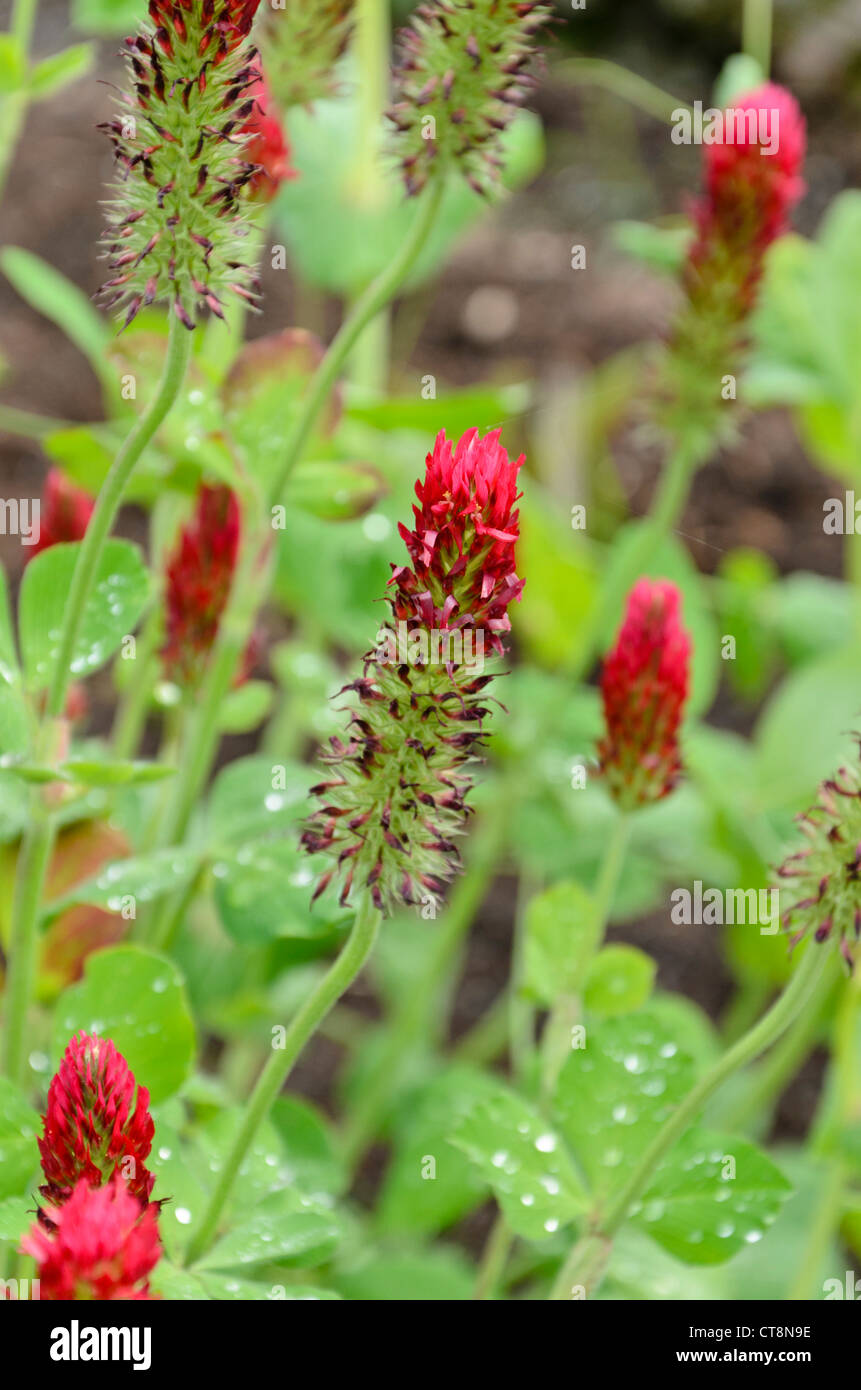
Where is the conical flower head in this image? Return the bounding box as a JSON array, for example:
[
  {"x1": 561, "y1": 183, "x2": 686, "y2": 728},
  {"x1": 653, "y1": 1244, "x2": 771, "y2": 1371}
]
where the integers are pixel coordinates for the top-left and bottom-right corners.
[
  {"x1": 161, "y1": 482, "x2": 251, "y2": 689},
  {"x1": 29, "y1": 469, "x2": 95, "y2": 560},
  {"x1": 100, "y1": 0, "x2": 266, "y2": 329},
  {"x1": 22, "y1": 1175, "x2": 161, "y2": 1301},
  {"x1": 389, "y1": 0, "x2": 551, "y2": 196},
  {"x1": 598, "y1": 578, "x2": 691, "y2": 811},
  {"x1": 779, "y1": 748, "x2": 861, "y2": 966},
  {"x1": 38, "y1": 1032, "x2": 155, "y2": 1208},
  {"x1": 302, "y1": 428, "x2": 524, "y2": 915}
]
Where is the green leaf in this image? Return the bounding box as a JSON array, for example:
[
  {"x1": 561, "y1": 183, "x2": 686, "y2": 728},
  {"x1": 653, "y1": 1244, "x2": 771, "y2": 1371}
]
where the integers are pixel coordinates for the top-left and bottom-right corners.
[
  {"x1": 612, "y1": 219, "x2": 692, "y2": 275},
  {"x1": 523, "y1": 880, "x2": 599, "y2": 1006},
  {"x1": 0, "y1": 36, "x2": 25, "y2": 95},
  {"x1": 216, "y1": 680, "x2": 273, "y2": 734},
  {"x1": 332, "y1": 1248, "x2": 475, "y2": 1301},
  {"x1": 213, "y1": 839, "x2": 331, "y2": 944},
  {"x1": 513, "y1": 491, "x2": 597, "y2": 671},
  {"x1": 0, "y1": 567, "x2": 28, "y2": 757},
  {"x1": 632, "y1": 1129, "x2": 792, "y2": 1264},
  {"x1": 0, "y1": 1195, "x2": 32, "y2": 1242},
  {"x1": 199, "y1": 1273, "x2": 340, "y2": 1300},
  {"x1": 553, "y1": 1011, "x2": 698, "y2": 1196},
  {"x1": 208, "y1": 756, "x2": 316, "y2": 846},
  {"x1": 712, "y1": 52, "x2": 765, "y2": 107},
  {"x1": 195, "y1": 1189, "x2": 343, "y2": 1271},
  {"x1": 348, "y1": 383, "x2": 531, "y2": 440},
  {"x1": 60, "y1": 759, "x2": 175, "y2": 787},
  {"x1": 46, "y1": 846, "x2": 202, "y2": 919},
  {"x1": 584, "y1": 945, "x2": 656, "y2": 1017},
  {"x1": 53, "y1": 946, "x2": 195, "y2": 1103},
  {"x1": 0, "y1": 247, "x2": 110, "y2": 377},
  {"x1": 450, "y1": 1083, "x2": 589, "y2": 1240},
  {"x1": 0, "y1": 1080, "x2": 38, "y2": 1200},
  {"x1": 269, "y1": 1096, "x2": 347, "y2": 1199},
  {"x1": 284, "y1": 460, "x2": 385, "y2": 522},
  {"x1": 754, "y1": 648, "x2": 861, "y2": 811},
  {"x1": 19, "y1": 539, "x2": 150, "y2": 693},
  {"x1": 71, "y1": 0, "x2": 142, "y2": 35},
  {"x1": 29, "y1": 43, "x2": 95, "y2": 98},
  {"x1": 378, "y1": 1067, "x2": 498, "y2": 1236}
]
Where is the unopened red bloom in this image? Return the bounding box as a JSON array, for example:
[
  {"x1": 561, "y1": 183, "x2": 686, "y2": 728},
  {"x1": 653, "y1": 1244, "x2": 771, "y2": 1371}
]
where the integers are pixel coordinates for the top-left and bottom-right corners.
[
  {"x1": 29, "y1": 468, "x2": 94, "y2": 559},
  {"x1": 243, "y1": 60, "x2": 296, "y2": 200},
  {"x1": 38, "y1": 1032, "x2": 155, "y2": 1208},
  {"x1": 22, "y1": 1176, "x2": 161, "y2": 1301},
  {"x1": 161, "y1": 483, "x2": 243, "y2": 688},
  {"x1": 302, "y1": 428, "x2": 524, "y2": 914},
  {"x1": 598, "y1": 579, "x2": 691, "y2": 811},
  {"x1": 686, "y1": 82, "x2": 806, "y2": 315},
  {"x1": 148, "y1": 0, "x2": 262, "y2": 61}
]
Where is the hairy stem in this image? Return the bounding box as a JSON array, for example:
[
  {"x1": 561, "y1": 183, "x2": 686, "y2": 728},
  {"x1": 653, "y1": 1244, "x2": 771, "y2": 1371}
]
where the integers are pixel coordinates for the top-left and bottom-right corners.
[{"x1": 183, "y1": 895, "x2": 381, "y2": 1266}]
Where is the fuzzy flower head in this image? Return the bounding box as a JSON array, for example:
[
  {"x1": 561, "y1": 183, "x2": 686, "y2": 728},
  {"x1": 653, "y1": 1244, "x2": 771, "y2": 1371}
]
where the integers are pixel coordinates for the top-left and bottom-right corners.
[
  {"x1": 302, "y1": 428, "x2": 524, "y2": 915},
  {"x1": 29, "y1": 469, "x2": 94, "y2": 559},
  {"x1": 161, "y1": 482, "x2": 250, "y2": 690},
  {"x1": 779, "y1": 748, "x2": 861, "y2": 966},
  {"x1": 22, "y1": 1176, "x2": 161, "y2": 1301},
  {"x1": 243, "y1": 59, "x2": 296, "y2": 200},
  {"x1": 99, "y1": 0, "x2": 266, "y2": 329},
  {"x1": 598, "y1": 578, "x2": 691, "y2": 811},
  {"x1": 38, "y1": 1032, "x2": 155, "y2": 1208},
  {"x1": 260, "y1": 0, "x2": 353, "y2": 110},
  {"x1": 389, "y1": 0, "x2": 551, "y2": 197}
]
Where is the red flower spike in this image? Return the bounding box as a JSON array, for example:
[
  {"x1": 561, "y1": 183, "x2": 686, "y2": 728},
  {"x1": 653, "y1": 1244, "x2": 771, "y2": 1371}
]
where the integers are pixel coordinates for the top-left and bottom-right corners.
[
  {"x1": 29, "y1": 469, "x2": 95, "y2": 560},
  {"x1": 686, "y1": 83, "x2": 806, "y2": 317},
  {"x1": 161, "y1": 482, "x2": 253, "y2": 689},
  {"x1": 242, "y1": 59, "x2": 296, "y2": 201},
  {"x1": 38, "y1": 1032, "x2": 155, "y2": 1208},
  {"x1": 22, "y1": 1176, "x2": 161, "y2": 1301},
  {"x1": 391, "y1": 427, "x2": 524, "y2": 656},
  {"x1": 302, "y1": 428, "x2": 524, "y2": 915},
  {"x1": 598, "y1": 578, "x2": 691, "y2": 811}
]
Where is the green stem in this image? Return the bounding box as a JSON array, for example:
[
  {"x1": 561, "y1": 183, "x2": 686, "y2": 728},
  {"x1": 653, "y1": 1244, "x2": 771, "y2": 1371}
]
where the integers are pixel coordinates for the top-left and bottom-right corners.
[
  {"x1": 474, "y1": 1213, "x2": 513, "y2": 1300},
  {"x1": 46, "y1": 315, "x2": 192, "y2": 720},
  {"x1": 111, "y1": 609, "x2": 162, "y2": 759},
  {"x1": 12, "y1": 0, "x2": 38, "y2": 50},
  {"x1": 343, "y1": 799, "x2": 506, "y2": 1166},
  {"x1": 742, "y1": 0, "x2": 773, "y2": 75},
  {"x1": 269, "y1": 179, "x2": 444, "y2": 507},
  {"x1": 549, "y1": 943, "x2": 830, "y2": 1299},
  {"x1": 348, "y1": 0, "x2": 391, "y2": 393},
  {"x1": 1, "y1": 316, "x2": 192, "y2": 1087},
  {"x1": 555, "y1": 58, "x2": 689, "y2": 125},
  {"x1": 183, "y1": 895, "x2": 381, "y2": 1266},
  {"x1": 0, "y1": 0, "x2": 39, "y2": 204},
  {"x1": 540, "y1": 813, "x2": 630, "y2": 1101}
]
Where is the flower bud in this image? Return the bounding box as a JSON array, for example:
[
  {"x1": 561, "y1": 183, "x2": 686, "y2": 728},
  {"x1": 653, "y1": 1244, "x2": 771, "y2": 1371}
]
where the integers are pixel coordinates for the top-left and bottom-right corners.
[
  {"x1": 597, "y1": 578, "x2": 691, "y2": 811},
  {"x1": 99, "y1": 0, "x2": 266, "y2": 329},
  {"x1": 37, "y1": 1032, "x2": 155, "y2": 1209},
  {"x1": 301, "y1": 428, "x2": 523, "y2": 915},
  {"x1": 242, "y1": 58, "x2": 296, "y2": 200},
  {"x1": 22, "y1": 1175, "x2": 161, "y2": 1301},
  {"x1": 389, "y1": 0, "x2": 551, "y2": 196},
  {"x1": 779, "y1": 749, "x2": 861, "y2": 966}
]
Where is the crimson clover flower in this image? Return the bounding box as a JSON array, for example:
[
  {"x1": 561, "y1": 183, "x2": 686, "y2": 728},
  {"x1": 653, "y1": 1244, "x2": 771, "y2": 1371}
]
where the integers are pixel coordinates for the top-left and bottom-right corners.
[
  {"x1": 22, "y1": 1175, "x2": 161, "y2": 1301},
  {"x1": 28, "y1": 469, "x2": 95, "y2": 560},
  {"x1": 669, "y1": 82, "x2": 806, "y2": 433},
  {"x1": 161, "y1": 481, "x2": 256, "y2": 690},
  {"x1": 37, "y1": 1032, "x2": 155, "y2": 1210},
  {"x1": 779, "y1": 748, "x2": 861, "y2": 966},
  {"x1": 99, "y1": 0, "x2": 267, "y2": 329},
  {"x1": 301, "y1": 427, "x2": 524, "y2": 915},
  {"x1": 597, "y1": 578, "x2": 691, "y2": 811},
  {"x1": 389, "y1": 0, "x2": 551, "y2": 196},
  {"x1": 242, "y1": 58, "x2": 296, "y2": 201}
]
